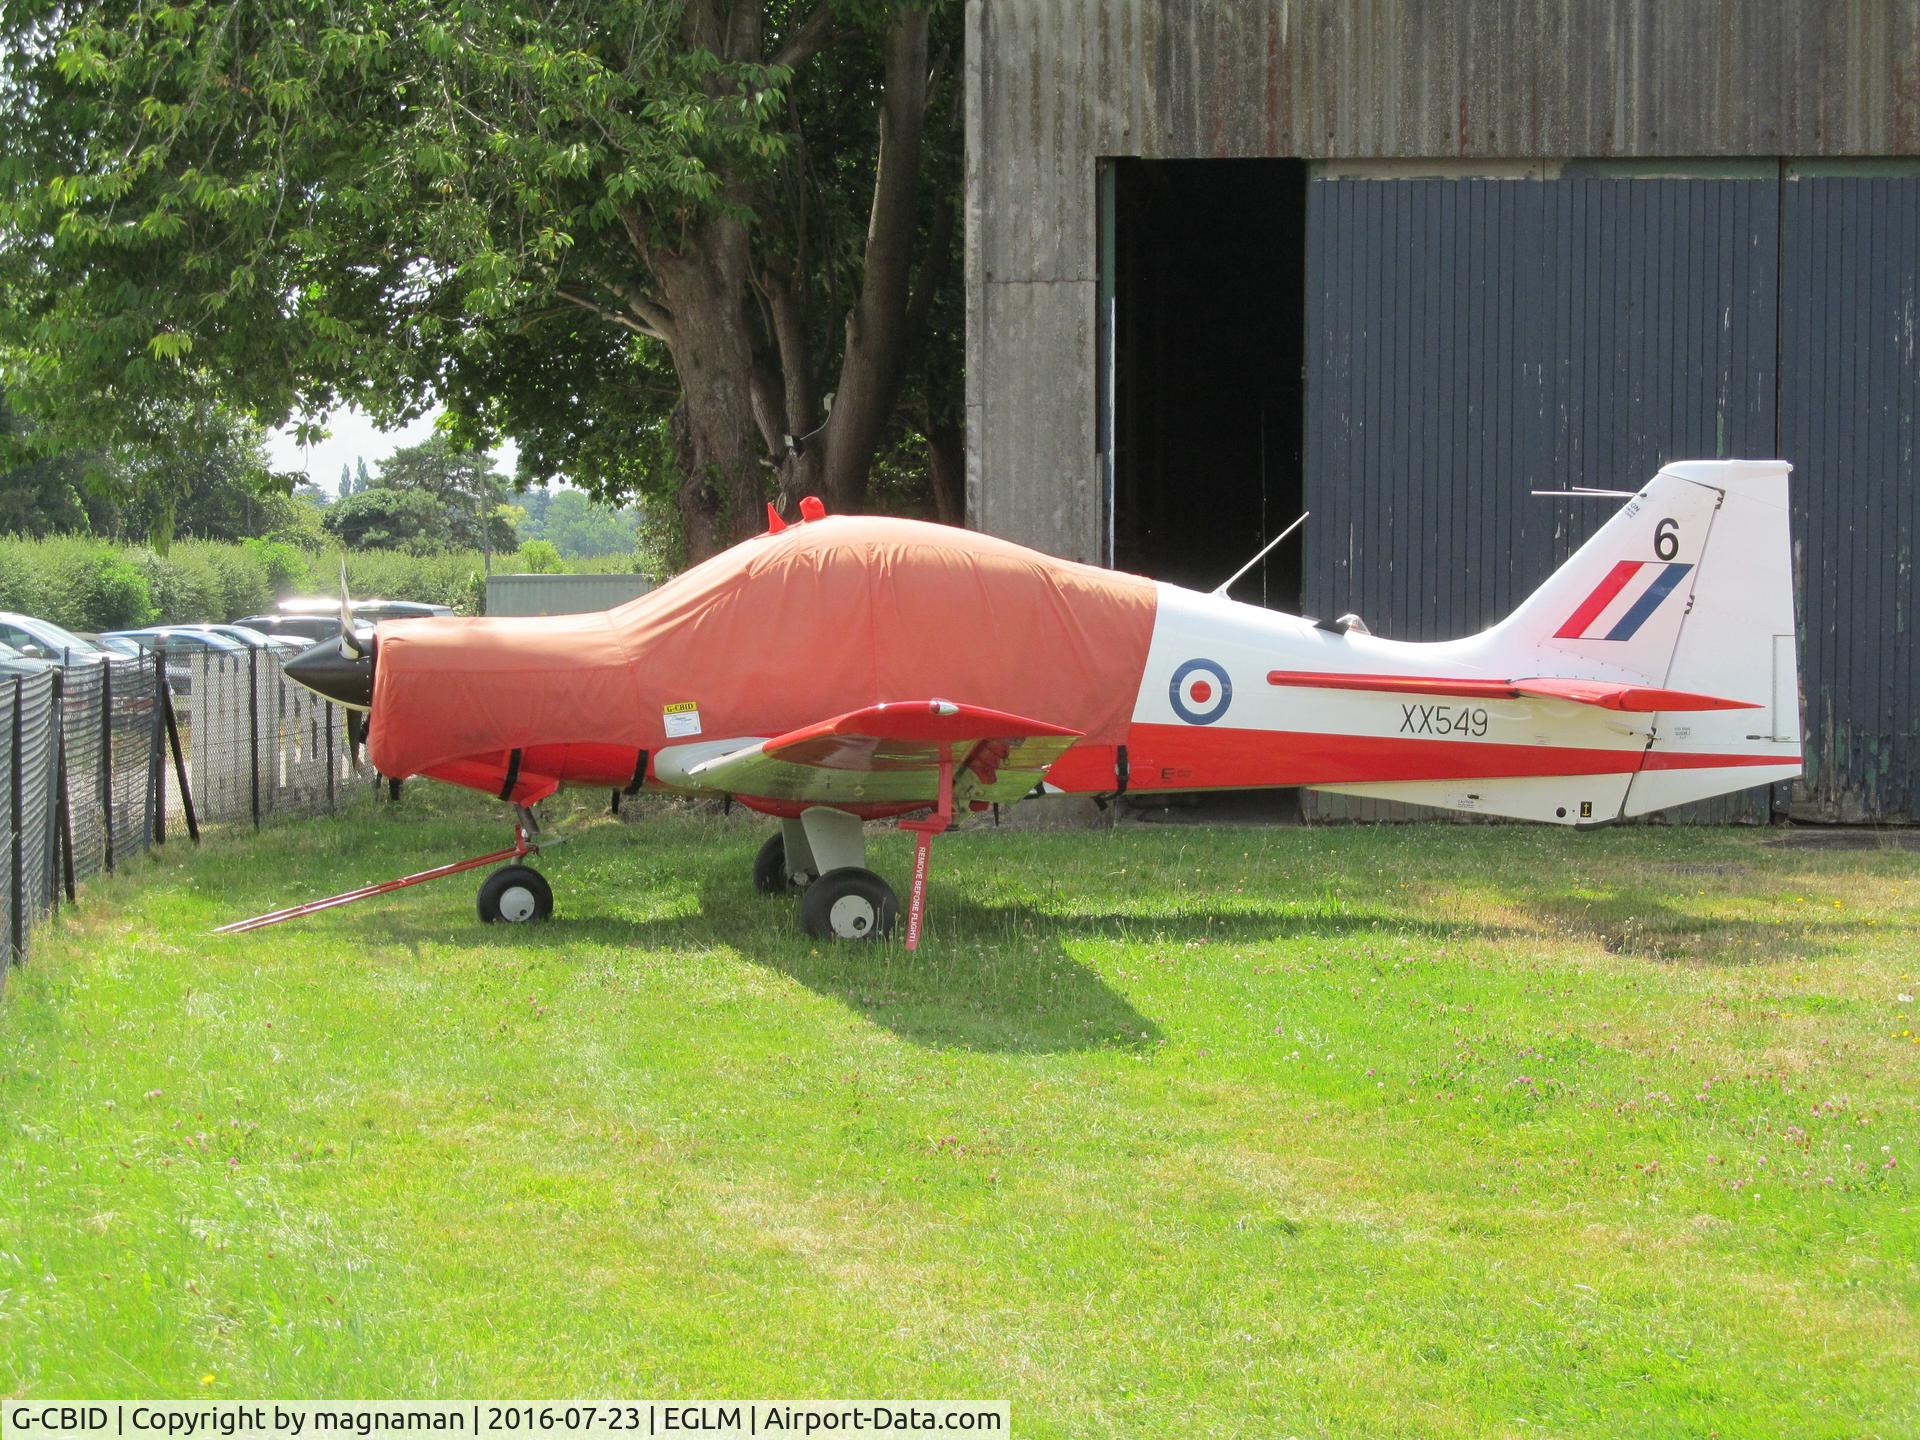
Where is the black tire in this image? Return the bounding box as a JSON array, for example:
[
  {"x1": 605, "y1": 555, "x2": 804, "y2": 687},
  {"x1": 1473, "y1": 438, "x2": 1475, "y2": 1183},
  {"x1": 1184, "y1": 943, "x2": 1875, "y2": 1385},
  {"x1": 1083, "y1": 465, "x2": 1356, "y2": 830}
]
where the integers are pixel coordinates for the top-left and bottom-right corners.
[
  {"x1": 799, "y1": 867, "x2": 898, "y2": 942},
  {"x1": 477, "y1": 864, "x2": 554, "y2": 924}
]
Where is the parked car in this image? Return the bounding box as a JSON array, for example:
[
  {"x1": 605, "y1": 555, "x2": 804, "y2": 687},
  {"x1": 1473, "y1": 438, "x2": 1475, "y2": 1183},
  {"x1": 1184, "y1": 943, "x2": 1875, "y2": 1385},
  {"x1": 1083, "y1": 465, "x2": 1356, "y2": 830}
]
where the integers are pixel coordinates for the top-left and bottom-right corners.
[
  {"x1": 276, "y1": 596, "x2": 455, "y2": 621},
  {"x1": 165, "y1": 623, "x2": 304, "y2": 655},
  {"x1": 81, "y1": 632, "x2": 148, "y2": 659},
  {"x1": 0, "y1": 612, "x2": 110, "y2": 665},
  {"x1": 1, "y1": 636, "x2": 155, "y2": 718},
  {"x1": 104, "y1": 628, "x2": 248, "y2": 654},
  {"x1": 234, "y1": 613, "x2": 343, "y2": 645},
  {"x1": 0, "y1": 639, "x2": 58, "y2": 676},
  {"x1": 103, "y1": 627, "x2": 249, "y2": 698}
]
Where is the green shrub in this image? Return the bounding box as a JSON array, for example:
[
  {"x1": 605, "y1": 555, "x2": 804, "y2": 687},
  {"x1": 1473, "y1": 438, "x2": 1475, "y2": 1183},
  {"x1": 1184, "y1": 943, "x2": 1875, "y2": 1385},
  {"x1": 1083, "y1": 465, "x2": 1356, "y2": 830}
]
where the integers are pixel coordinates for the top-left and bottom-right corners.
[
  {"x1": 138, "y1": 546, "x2": 224, "y2": 625},
  {"x1": 0, "y1": 536, "x2": 155, "y2": 631},
  {"x1": 184, "y1": 540, "x2": 272, "y2": 620},
  {"x1": 0, "y1": 536, "x2": 56, "y2": 618},
  {"x1": 0, "y1": 534, "x2": 638, "y2": 625},
  {"x1": 243, "y1": 538, "x2": 310, "y2": 595},
  {"x1": 516, "y1": 539, "x2": 563, "y2": 573},
  {"x1": 54, "y1": 545, "x2": 154, "y2": 630}
]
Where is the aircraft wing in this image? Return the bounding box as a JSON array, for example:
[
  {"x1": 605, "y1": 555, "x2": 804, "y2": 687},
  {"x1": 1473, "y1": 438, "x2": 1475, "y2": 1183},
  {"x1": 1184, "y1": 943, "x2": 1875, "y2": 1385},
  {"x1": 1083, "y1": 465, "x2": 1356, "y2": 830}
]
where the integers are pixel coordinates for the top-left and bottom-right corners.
[
  {"x1": 1264, "y1": 670, "x2": 1760, "y2": 712},
  {"x1": 670, "y1": 700, "x2": 1084, "y2": 805}
]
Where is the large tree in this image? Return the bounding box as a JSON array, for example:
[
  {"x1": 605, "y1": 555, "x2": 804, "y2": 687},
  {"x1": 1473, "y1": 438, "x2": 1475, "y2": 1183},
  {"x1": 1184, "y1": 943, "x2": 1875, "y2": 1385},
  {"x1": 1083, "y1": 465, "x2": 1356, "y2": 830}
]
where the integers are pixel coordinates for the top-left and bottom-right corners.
[
  {"x1": 363, "y1": 435, "x2": 518, "y2": 553},
  {"x1": 0, "y1": 0, "x2": 961, "y2": 561}
]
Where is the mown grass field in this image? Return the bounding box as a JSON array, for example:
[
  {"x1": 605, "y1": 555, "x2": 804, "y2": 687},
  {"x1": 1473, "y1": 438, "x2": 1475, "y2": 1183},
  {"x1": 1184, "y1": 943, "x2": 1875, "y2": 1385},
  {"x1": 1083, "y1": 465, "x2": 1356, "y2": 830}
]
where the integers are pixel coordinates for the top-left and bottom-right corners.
[{"x1": 2, "y1": 789, "x2": 1916, "y2": 1437}]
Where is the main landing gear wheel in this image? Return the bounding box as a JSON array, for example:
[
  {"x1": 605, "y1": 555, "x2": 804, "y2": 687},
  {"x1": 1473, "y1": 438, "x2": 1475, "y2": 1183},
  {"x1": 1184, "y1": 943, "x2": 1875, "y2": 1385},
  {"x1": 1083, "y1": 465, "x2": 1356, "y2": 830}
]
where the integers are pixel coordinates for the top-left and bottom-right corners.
[
  {"x1": 477, "y1": 864, "x2": 553, "y2": 924},
  {"x1": 800, "y1": 867, "x2": 898, "y2": 942},
  {"x1": 752, "y1": 833, "x2": 812, "y2": 895}
]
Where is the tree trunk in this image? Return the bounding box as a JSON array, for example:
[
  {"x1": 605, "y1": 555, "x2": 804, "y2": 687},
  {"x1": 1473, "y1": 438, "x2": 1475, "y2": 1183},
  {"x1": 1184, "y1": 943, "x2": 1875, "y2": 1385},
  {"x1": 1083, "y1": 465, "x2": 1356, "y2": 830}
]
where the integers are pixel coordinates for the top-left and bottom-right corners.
[
  {"x1": 614, "y1": 5, "x2": 944, "y2": 553},
  {"x1": 927, "y1": 420, "x2": 964, "y2": 526},
  {"x1": 653, "y1": 222, "x2": 776, "y2": 559},
  {"x1": 817, "y1": 11, "x2": 932, "y2": 513}
]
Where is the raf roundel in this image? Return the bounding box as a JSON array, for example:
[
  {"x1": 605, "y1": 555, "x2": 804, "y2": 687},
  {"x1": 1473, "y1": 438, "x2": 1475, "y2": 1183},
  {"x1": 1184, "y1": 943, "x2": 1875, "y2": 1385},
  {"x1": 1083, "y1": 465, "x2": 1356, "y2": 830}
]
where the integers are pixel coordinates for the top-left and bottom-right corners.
[{"x1": 1169, "y1": 658, "x2": 1233, "y2": 725}]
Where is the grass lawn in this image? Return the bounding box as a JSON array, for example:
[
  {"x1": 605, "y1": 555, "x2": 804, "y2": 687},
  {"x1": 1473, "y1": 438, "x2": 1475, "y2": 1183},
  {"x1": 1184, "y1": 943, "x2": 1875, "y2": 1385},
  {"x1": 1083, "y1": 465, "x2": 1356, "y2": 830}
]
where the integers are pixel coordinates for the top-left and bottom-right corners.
[{"x1": 1, "y1": 788, "x2": 1915, "y2": 1436}]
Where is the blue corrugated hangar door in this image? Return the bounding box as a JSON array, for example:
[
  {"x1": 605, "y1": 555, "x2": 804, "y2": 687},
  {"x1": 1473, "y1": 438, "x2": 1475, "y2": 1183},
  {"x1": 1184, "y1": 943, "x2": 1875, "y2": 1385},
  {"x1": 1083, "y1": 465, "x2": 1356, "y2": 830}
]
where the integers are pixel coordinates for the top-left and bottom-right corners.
[
  {"x1": 1302, "y1": 169, "x2": 1782, "y2": 821},
  {"x1": 1780, "y1": 170, "x2": 1920, "y2": 823}
]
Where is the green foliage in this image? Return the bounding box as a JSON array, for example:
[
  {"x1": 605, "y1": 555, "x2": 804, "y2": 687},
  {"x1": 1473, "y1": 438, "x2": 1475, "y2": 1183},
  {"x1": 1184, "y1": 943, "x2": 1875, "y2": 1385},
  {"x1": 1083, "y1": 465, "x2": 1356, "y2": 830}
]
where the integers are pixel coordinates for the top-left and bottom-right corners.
[
  {"x1": 0, "y1": 394, "x2": 105, "y2": 535},
  {"x1": 0, "y1": 535, "x2": 152, "y2": 630},
  {"x1": 322, "y1": 488, "x2": 448, "y2": 553},
  {"x1": 242, "y1": 538, "x2": 311, "y2": 594},
  {"x1": 514, "y1": 539, "x2": 564, "y2": 573},
  {"x1": 0, "y1": 534, "x2": 621, "y2": 623},
  {"x1": 370, "y1": 436, "x2": 517, "y2": 552},
  {"x1": 0, "y1": 0, "x2": 779, "y2": 439},
  {"x1": 330, "y1": 548, "x2": 487, "y2": 612},
  {"x1": 0, "y1": 0, "x2": 962, "y2": 547},
  {"x1": 529, "y1": 488, "x2": 641, "y2": 559},
  {"x1": 135, "y1": 545, "x2": 225, "y2": 627},
  {"x1": 191, "y1": 540, "x2": 275, "y2": 621}
]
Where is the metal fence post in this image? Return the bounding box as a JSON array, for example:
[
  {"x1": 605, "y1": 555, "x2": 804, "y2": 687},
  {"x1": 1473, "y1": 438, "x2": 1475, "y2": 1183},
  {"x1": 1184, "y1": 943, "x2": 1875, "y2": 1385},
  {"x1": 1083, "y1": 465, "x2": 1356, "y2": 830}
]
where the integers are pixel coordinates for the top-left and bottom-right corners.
[
  {"x1": 324, "y1": 699, "x2": 336, "y2": 811},
  {"x1": 9, "y1": 674, "x2": 23, "y2": 962},
  {"x1": 247, "y1": 646, "x2": 261, "y2": 829},
  {"x1": 160, "y1": 680, "x2": 199, "y2": 845},
  {"x1": 51, "y1": 671, "x2": 74, "y2": 906},
  {"x1": 151, "y1": 648, "x2": 166, "y2": 846},
  {"x1": 100, "y1": 659, "x2": 116, "y2": 873}
]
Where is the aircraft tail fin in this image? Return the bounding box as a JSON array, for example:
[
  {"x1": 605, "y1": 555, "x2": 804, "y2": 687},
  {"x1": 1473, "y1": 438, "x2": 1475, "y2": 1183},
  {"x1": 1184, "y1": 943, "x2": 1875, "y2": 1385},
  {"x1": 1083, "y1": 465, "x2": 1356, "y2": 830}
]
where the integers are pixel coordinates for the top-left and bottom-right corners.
[
  {"x1": 1310, "y1": 462, "x2": 1802, "y2": 824},
  {"x1": 1477, "y1": 459, "x2": 1802, "y2": 815}
]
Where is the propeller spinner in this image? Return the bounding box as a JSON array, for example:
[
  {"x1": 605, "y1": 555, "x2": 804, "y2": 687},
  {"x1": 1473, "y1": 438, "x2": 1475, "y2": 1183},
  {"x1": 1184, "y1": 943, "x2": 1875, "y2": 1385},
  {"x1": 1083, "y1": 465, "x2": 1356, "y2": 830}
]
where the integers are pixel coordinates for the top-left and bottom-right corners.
[{"x1": 285, "y1": 567, "x2": 378, "y2": 756}]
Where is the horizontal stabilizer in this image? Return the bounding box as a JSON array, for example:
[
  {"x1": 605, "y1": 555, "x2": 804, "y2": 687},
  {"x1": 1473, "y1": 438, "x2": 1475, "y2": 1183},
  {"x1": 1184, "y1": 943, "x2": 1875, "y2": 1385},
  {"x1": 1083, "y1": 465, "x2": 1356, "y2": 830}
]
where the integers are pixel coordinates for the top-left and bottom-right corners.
[{"x1": 1264, "y1": 670, "x2": 1759, "y2": 713}]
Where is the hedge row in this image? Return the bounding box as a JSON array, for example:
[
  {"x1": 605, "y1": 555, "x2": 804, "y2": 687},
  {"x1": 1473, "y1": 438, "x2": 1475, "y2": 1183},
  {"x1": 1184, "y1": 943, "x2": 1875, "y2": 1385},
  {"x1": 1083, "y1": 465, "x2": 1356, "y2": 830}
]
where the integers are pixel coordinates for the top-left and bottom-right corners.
[{"x1": 0, "y1": 535, "x2": 640, "y2": 633}]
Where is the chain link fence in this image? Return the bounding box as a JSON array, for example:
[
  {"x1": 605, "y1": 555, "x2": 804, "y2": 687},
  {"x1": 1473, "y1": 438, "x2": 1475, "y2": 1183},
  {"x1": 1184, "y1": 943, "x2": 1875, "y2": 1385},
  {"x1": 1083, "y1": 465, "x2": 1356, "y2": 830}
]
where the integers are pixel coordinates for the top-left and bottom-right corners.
[{"x1": 3, "y1": 648, "x2": 356, "y2": 970}]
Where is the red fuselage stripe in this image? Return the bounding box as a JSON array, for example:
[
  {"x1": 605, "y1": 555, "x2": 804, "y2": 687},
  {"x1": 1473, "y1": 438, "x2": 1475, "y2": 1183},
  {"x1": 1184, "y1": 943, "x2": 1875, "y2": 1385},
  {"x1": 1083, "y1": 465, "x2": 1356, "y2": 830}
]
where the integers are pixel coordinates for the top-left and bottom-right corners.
[
  {"x1": 1108, "y1": 723, "x2": 1785, "y2": 792},
  {"x1": 1267, "y1": 671, "x2": 1520, "y2": 700},
  {"x1": 1554, "y1": 559, "x2": 1642, "y2": 639}
]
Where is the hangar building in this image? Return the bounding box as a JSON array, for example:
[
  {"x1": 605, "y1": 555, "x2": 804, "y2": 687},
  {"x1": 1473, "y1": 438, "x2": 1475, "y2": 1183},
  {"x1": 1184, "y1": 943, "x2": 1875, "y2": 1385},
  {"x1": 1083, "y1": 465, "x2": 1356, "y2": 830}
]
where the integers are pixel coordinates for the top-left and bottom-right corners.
[{"x1": 963, "y1": 0, "x2": 1920, "y2": 821}]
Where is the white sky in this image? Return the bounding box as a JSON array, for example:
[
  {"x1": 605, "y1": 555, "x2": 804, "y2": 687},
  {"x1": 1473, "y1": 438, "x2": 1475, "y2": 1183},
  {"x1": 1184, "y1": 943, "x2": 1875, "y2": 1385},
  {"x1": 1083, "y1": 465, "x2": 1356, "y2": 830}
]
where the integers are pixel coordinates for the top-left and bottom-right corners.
[{"x1": 265, "y1": 405, "x2": 521, "y2": 497}]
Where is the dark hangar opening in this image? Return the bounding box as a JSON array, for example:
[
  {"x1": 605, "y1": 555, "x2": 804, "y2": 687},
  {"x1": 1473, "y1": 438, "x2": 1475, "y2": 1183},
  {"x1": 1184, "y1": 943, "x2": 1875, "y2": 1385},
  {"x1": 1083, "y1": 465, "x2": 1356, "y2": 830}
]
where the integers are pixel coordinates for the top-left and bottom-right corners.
[{"x1": 1101, "y1": 158, "x2": 1308, "y2": 605}]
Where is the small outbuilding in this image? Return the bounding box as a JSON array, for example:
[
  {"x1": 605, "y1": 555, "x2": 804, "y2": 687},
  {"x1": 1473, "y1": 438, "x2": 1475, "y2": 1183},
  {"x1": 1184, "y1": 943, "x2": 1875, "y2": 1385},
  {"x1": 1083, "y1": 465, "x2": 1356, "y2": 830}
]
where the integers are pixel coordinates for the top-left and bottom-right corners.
[{"x1": 484, "y1": 573, "x2": 653, "y2": 617}]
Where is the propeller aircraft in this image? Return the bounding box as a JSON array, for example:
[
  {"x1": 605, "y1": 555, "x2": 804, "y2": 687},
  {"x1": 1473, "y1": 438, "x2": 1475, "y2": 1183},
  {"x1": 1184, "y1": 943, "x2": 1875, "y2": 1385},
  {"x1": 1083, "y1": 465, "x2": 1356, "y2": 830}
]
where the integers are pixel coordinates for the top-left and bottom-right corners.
[{"x1": 236, "y1": 461, "x2": 1801, "y2": 947}]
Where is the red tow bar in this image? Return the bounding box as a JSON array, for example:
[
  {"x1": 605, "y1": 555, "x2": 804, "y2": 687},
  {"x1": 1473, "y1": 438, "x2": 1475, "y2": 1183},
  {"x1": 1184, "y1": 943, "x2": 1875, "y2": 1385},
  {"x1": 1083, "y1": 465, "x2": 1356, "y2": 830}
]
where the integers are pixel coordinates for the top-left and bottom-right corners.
[{"x1": 213, "y1": 829, "x2": 536, "y2": 934}]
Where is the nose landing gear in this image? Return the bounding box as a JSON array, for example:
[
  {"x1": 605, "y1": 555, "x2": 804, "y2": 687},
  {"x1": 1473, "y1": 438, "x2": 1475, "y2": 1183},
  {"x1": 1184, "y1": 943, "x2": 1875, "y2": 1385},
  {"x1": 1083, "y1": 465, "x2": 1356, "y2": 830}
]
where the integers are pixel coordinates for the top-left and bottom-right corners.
[
  {"x1": 212, "y1": 806, "x2": 556, "y2": 934},
  {"x1": 477, "y1": 863, "x2": 554, "y2": 924}
]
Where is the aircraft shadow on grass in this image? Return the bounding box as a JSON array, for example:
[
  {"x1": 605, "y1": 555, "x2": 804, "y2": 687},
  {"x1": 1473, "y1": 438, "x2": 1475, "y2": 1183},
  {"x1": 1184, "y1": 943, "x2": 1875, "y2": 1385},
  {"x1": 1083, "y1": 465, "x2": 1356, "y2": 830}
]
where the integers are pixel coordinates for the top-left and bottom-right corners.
[
  {"x1": 1519, "y1": 890, "x2": 1877, "y2": 967},
  {"x1": 326, "y1": 850, "x2": 1516, "y2": 1056}
]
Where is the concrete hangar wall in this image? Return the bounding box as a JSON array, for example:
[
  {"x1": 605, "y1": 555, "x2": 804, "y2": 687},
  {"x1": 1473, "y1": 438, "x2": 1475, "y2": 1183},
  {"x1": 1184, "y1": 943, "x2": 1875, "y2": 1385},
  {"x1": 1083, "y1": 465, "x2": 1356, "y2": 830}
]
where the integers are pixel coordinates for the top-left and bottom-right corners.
[{"x1": 964, "y1": 0, "x2": 1920, "y2": 822}]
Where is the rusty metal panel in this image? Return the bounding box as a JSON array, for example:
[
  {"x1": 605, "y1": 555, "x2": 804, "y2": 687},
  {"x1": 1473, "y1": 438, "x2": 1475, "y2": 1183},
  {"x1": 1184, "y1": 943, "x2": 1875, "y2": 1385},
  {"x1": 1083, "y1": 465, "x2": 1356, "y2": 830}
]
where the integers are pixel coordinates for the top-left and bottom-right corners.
[
  {"x1": 1781, "y1": 174, "x2": 1920, "y2": 822},
  {"x1": 974, "y1": 0, "x2": 1920, "y2": 162},
  {"x1": 1302, "y1": 174, "x2": 1782, "y2": 822}
]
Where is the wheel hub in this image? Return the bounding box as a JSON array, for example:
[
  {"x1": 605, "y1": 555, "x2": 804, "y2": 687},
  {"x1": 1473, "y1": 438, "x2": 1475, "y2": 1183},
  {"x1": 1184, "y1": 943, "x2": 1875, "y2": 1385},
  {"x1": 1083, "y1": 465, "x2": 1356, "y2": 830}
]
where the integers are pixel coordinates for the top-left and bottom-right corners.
[
  {"x1": 497, "y1": 885, "x2": 538, "y2": 922},
  {"x1": 827, "y1": 893, "x2": 875, "y2": 938}
]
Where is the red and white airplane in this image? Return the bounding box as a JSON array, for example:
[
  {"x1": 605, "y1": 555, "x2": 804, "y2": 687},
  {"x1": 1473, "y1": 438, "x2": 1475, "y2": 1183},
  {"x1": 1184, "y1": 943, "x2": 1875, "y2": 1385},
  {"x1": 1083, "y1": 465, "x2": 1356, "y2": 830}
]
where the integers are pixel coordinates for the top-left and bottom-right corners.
[{"x1": 259, "y1": 460, "x2": 1801, "y2": 946}]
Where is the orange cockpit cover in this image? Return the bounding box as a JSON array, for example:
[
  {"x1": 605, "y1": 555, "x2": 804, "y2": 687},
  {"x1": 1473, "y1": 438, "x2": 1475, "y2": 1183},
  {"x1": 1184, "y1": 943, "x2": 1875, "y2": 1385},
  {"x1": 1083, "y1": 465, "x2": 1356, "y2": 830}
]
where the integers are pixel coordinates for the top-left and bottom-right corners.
[{"x1": 368, "y1": 515, "x2": 1159, "y2": 782}]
